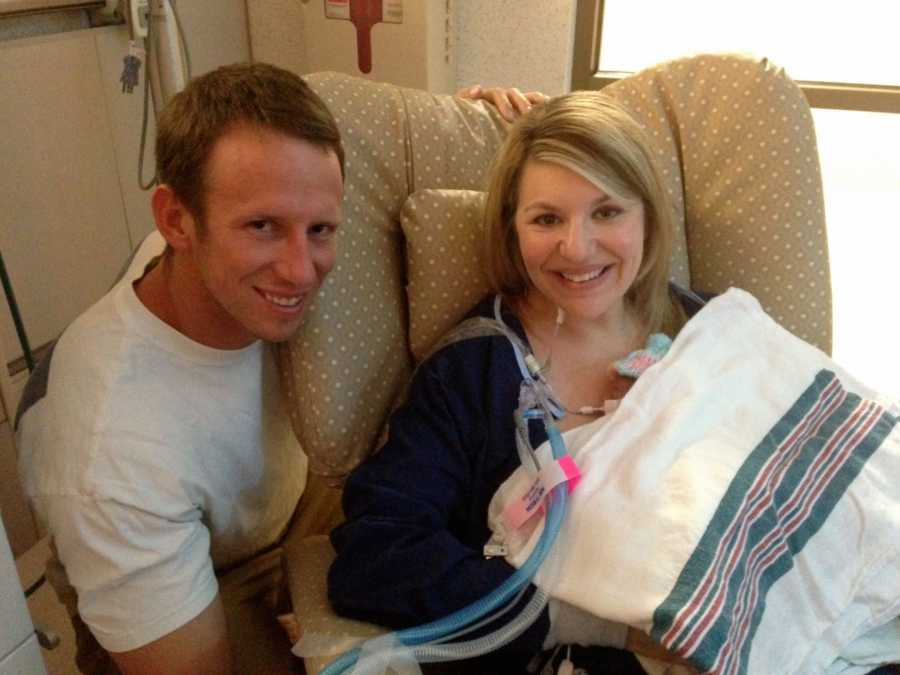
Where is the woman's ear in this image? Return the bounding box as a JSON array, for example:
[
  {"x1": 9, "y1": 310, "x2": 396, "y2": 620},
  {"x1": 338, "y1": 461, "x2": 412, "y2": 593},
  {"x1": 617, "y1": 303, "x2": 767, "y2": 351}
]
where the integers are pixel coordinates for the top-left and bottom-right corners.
[{"x1": 151, "y1": 185, "x2": 197, "y2": 252}]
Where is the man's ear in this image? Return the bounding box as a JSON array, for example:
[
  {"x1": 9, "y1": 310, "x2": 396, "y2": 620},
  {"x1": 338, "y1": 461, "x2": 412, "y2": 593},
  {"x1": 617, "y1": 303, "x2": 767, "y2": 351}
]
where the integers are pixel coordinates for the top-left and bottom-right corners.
[{"x1": 151, "y1": 185, "x2": 197, "y2": 252}]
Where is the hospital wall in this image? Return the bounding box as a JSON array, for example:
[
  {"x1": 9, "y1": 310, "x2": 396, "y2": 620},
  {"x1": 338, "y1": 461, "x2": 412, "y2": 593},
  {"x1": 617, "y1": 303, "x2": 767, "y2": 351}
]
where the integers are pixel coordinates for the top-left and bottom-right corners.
[{"x1": 245, "y1": 0, "x2": 576, "y2": 96}]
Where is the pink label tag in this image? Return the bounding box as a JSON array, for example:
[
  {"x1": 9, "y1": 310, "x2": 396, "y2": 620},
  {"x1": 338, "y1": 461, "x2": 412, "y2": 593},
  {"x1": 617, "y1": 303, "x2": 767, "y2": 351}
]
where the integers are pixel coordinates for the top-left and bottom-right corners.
[{"x1": 503, "y1": 456, "x2": 581, "y2": 531}]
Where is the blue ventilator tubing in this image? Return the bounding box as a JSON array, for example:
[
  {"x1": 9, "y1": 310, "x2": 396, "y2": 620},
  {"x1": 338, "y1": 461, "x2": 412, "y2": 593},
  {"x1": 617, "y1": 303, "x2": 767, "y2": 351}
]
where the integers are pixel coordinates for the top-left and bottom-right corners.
[{"x1": 321, "y1": 421, "x2": 570, "y2": 674}]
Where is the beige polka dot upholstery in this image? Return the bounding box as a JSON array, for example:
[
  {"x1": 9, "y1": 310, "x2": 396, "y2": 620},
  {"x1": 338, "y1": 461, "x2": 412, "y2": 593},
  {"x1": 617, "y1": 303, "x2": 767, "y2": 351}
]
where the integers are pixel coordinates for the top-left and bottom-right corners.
[
  {"x1": 281, "y1": 55, "x2": 832, "y2": 670},
  {"x1": 604, "y1": 53, "x2": 831, "y2": 352},
  {"x1": 276, "y1": 75, "x2": 410, "y2": 482},
  {"x1": 283, "y1": 534, "x2": 384, "y2": 674},
  {"x1": 402, "y1": 189, "x2": 490, "y2": 362},
  {"x1": 280, "y1": 54, "x2": 829, "y2": 484},
  {"x1": 276, "y1": 74, "x2": 507, "y2": 480}
]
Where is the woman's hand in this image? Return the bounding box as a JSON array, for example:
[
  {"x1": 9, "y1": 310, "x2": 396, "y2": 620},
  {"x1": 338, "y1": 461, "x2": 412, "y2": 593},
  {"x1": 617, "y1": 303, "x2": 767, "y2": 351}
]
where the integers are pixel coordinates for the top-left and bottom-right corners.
[{"x1": 455, "y1": 85, "x2": 549, "y2": 122}]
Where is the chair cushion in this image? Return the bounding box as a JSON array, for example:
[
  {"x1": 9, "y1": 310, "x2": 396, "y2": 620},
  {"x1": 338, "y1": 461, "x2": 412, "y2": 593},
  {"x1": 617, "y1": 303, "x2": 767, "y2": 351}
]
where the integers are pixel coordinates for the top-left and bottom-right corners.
[{"x1": 401, "y1": 189, "x2": 490, "y2": 363}]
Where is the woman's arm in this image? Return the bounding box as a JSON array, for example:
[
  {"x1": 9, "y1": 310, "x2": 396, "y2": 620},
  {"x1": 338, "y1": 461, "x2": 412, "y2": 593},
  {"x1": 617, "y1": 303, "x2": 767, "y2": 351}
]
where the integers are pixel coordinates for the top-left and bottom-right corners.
[{"x1": 328, "y1": 341, "x2": 550, "y2": 662}]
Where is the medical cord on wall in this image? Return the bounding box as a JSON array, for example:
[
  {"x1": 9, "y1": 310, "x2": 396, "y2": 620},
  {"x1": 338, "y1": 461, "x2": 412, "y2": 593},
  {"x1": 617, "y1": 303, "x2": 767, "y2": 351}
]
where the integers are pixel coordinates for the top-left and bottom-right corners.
[
  {"x1": 126, "y1": 0, "x2": 192, "y2": 190},
  {"x1": 136, "y1": 15, "x2": 156, "y2": 190},
  {"x1": 167, "y1": 0, "x2": 192, "y2": 77}
]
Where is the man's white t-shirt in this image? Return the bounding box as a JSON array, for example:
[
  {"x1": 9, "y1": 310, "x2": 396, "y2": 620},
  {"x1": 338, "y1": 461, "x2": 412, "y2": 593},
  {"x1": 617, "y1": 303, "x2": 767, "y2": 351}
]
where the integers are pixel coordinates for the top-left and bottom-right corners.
[{"x1": 17, "y1": 234, "x2": 307, "y2": 652}]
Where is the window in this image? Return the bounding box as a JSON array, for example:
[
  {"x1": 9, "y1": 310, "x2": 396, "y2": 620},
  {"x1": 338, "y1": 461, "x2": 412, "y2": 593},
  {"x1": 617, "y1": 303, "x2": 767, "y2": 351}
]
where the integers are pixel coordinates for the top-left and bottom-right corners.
[
  {"x1": 573, "y1": 0, "x2": 900, "y2": 397},
  {"x1": 572, "y1": 0, "x2": 900, "y2": 112}
]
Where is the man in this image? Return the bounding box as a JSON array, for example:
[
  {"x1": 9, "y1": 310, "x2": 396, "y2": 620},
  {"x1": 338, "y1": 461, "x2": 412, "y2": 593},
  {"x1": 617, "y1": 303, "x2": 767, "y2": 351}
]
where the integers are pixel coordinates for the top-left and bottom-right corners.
[{"x1": 16, "y1": 62, "x2": 344, "y2": 674}]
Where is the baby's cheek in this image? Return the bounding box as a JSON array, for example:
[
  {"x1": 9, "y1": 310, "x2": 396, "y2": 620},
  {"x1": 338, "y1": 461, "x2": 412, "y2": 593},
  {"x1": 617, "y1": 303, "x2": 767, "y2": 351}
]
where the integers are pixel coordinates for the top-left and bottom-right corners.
[{"x1": 606, "y1": 369, "x2": 635, "y2": 401}]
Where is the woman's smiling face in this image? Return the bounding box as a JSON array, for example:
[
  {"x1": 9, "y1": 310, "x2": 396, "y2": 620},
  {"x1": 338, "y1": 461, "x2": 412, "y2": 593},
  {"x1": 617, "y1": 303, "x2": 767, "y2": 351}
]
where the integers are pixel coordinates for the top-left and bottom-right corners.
[{"x1": 514, "y1": 159, "x2": 645, "y2": 324}]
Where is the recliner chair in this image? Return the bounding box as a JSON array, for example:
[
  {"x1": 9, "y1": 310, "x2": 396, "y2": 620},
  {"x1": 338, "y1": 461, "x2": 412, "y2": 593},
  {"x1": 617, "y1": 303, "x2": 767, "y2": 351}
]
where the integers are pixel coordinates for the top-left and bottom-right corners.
[{"x1": 277, "y1": 52, "x2": 832, "y2": 673}]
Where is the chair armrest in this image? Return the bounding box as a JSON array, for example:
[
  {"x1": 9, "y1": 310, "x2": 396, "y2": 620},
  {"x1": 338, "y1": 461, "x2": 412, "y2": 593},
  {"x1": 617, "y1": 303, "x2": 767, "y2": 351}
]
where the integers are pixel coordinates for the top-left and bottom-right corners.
[{"x1": 284, "y1": 534, "x2": 386, "y2": 674}]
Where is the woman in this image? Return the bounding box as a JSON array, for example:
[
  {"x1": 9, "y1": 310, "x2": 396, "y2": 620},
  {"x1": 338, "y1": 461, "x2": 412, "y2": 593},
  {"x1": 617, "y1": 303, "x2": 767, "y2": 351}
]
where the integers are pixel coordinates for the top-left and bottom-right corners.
[{"x1": 328, "y1": 92, "x2": 703, "y2": 674}]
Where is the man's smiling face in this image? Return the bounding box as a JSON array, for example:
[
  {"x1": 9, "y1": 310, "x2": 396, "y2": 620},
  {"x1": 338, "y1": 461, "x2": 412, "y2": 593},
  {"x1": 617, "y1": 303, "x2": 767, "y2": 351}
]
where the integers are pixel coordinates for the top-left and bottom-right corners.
[{"x1": 182, "y1": 124, "x2": 344, "y2": 348}]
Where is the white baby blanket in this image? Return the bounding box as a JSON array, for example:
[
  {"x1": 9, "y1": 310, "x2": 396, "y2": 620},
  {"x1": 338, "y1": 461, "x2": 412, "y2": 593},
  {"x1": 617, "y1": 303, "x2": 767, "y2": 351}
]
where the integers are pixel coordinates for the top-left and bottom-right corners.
[{"x1": 488, "y1": 289, "x2": 900, "y2": 675}]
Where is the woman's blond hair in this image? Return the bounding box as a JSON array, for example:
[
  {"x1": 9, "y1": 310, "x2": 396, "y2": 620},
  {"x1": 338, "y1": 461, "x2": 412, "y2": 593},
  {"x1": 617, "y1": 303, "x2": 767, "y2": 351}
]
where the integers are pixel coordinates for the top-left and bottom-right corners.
[{"x1": 482, "y1": 91, "x2": 679, "y2": 335}]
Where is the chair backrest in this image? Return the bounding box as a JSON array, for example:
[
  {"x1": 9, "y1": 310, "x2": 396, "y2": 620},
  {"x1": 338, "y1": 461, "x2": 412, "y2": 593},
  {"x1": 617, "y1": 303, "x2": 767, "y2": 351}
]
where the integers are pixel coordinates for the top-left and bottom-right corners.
[
  {"x1": 279, "y1": 54, "x2": 831, "y2": 521},
  {"x1": 277, "y1": 73, "x2": 510, "y2": 483},
  {"x1": 603, "y1": 54, "x2": 831, "y2": 350}
]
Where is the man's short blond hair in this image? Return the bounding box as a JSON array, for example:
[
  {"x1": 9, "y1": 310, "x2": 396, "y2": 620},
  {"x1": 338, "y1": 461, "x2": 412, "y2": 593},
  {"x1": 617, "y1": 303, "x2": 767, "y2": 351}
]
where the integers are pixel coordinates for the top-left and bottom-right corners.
[{"x1": 155, "y1": 62, "x2": 344, "y2": 225}]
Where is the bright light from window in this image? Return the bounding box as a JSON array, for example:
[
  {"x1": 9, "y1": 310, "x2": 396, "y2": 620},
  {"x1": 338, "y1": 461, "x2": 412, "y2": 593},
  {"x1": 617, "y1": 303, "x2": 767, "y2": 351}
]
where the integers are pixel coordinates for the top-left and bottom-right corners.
[
  {"x1": 814, "y1": 109, "x2": 900, "y2": 398},
  {"x1": 600, "y1": 0, "x2": 899, "y2": 86},
  {"x1": 599, "y1": 1, "x2": 900, "y2": 398}
]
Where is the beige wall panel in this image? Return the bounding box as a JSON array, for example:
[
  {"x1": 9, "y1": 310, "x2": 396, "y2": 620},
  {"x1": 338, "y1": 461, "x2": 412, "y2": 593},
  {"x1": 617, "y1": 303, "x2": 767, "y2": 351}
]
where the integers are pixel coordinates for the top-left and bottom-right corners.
[
  {"x1": 456, "y1": 0, "x2": 575, "y2": 96},
  {"x1": 0, "y1": 3, "x2": 250, "y2": 364},
  {"x1": 174, "y1": 0, "x2": 249, "y2": 76},
  {"x1": 246, "y1": 0, "x2": 304, "y2": 73},
  {"x1": 0, "y1": 30, "x2": 133, "y2": 362}
]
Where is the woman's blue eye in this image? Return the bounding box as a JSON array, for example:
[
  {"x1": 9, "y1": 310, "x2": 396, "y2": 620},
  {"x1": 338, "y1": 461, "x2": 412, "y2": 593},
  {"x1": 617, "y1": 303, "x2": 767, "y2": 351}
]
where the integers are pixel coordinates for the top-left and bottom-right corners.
[{"x1": 535, "y1": 214, "x2": 559, "y2": 226}]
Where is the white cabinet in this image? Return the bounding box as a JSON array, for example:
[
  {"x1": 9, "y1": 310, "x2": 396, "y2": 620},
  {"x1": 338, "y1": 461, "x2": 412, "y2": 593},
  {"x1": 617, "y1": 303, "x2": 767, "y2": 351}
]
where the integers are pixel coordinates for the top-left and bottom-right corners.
[
  {"x1": 0, "y1": 517, "x2": 47, "y2": 674},
  {"x1": 0, "y1": 635, "x2": 44, "y2": 675}
]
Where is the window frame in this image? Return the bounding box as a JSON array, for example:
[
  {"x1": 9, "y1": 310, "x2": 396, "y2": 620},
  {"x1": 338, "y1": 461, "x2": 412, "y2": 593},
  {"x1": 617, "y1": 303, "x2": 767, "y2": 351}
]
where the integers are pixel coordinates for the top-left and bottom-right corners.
[{"x1": 571, "y1": 0, "x2": 900, "y2": 113}]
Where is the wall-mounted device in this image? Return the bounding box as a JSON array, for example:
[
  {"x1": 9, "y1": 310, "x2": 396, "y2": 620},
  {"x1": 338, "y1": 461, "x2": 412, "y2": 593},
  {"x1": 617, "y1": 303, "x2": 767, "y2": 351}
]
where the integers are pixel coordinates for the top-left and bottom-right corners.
[
  {"x1": 120, "y1": 0, "x2": 188, "y2": 103},
  {"x1": 118, "y1": 0, "x2": 190, "y2": 188},
  {"x1": 324, "y1": 0, "x2": 403, "y2": 74},
  {"x1": 247, "y1": 0, "x2": 453, "y2": 93},
  {"x1": 129, "y1": 0, "x2": 149, "y2": 38}
]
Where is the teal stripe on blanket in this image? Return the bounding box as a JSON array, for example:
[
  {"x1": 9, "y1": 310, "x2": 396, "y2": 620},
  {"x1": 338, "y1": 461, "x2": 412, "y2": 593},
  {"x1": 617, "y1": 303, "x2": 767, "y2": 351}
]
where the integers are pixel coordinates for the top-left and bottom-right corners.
[{"x1": 650, "y1": 369, "x2": 897, "y2": 674}]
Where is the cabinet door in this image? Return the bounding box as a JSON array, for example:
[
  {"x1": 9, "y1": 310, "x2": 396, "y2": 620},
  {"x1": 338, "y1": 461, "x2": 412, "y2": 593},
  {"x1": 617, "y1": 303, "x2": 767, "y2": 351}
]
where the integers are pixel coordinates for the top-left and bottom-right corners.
[
  {"x1": 0, "y1": 634, "x2": 47, "y2": 675},
  {"x1": 0, "y1": 516, "x2": 35, "y2": 664}
]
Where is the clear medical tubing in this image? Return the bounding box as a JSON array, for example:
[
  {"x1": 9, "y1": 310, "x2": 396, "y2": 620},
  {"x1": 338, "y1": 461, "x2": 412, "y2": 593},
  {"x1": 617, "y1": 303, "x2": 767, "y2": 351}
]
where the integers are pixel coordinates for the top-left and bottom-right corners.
[
  {"x1": 412, "y1": 585, "x2": 551, "y2": 663},
  {"x1": 321, "y1": 421, "x2": 570, "y2": 674}
]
